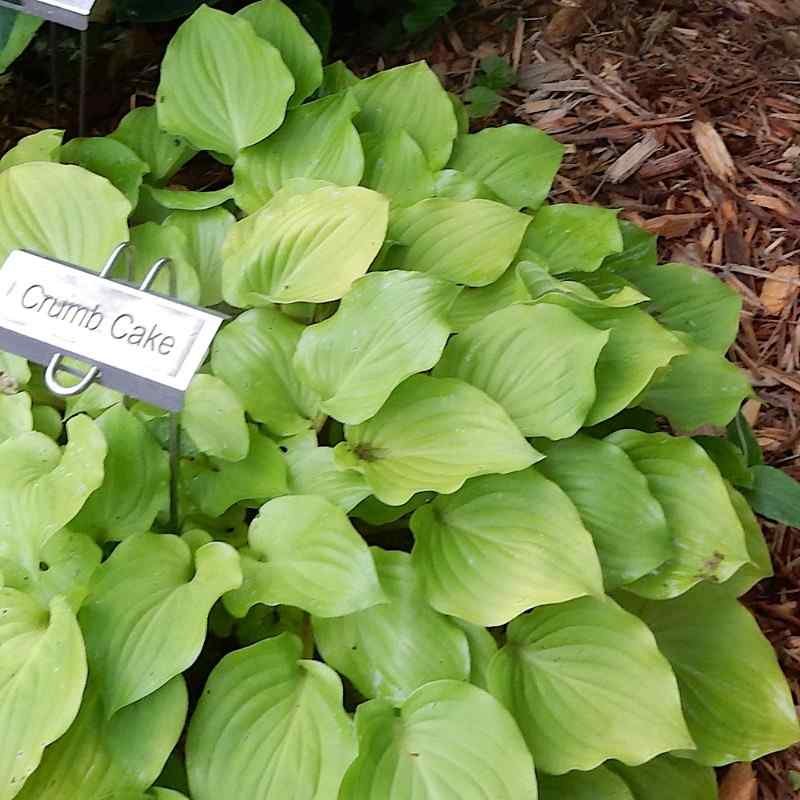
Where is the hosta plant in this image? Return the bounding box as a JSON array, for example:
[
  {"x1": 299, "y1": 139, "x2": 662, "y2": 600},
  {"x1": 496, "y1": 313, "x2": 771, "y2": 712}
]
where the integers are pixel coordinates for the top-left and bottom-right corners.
[{"x1": 0, "y1": 2, "x2": 797, "y2": 799}]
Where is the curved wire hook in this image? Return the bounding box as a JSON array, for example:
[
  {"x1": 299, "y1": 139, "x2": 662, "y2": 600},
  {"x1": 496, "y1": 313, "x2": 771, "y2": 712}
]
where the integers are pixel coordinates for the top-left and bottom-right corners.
[
  {"x1": 139, "y1": 257, "x2": 177, "y2": 297},
  {"x1": 99, "y1": 241, "x2": 134, "y2": 282},
  {"x1": 44, "y1": 353, "x2": 99, "y2": 397}
]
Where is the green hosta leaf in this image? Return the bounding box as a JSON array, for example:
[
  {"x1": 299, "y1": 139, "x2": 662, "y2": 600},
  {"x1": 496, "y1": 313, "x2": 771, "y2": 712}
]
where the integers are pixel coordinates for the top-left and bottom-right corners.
[
  {"x1": 184, "y1": 425, "x2": 288, "y2": 517},
  {"x1": 727, "y1": 411, "x2": 763, "y2": 466},
  {"x1": 313, "y1": 549, "x2": 469, "y2": 703},
  {"x1": 17, "y1": 677, "x2": 187, "y2": 800},
  {"x1": 517, "y1": 204, "x2": 623, "y2": 273},
  {"x1": 294, "y1": 271, "x2": 459, "y2": 424},
  {"x1": 233, "y1": 92, "x2": 363, "y2": 214},
  {"x1": 447, "y1": 266, "x2": 529, "y2": 332},
  {"x1": 387, "y1": 198, "x2": 531, "y2": 286},
  {"x1": 743, "y1": 464, "x2": 800, "y2": 527},
  {"x1": 538, "y1": 766, "x2": 634, "y2": 800},
  {"x1": 534, "y1": 295, "x2": 686, "y2": 426},
  {"x1": 448, "y1": 92, "x2": 469, "y2": 135},
  {"x1": 80, "y1": 533, "x2": 241, "y2": 714},
  {"x1": 603, "y1": 220, "x2": 658, "y2": 271},
  {"x1": 320, "y1": 60, "x2": 359, "y2": 95},
  {"x1": 613, "y1": 262, "x2": 741, "y2": 353},
  {"x1": 0, "y1": 391, "x2": 32, "y2": 443},
  {"x1": 71, "y1": 404, "x2": 168, "y2": 542},
  {"x1": 128, "y1": 222, "x2": 201, "y2": 304},
  {"x1": 222, "y1": 184, "x2": 389, "y2": 306},
  {"x1": 334, "y1": 375, "x2": 540, "y2": 505},
  {"x1": 110, "y1": 106, "x2": 195, "y2": 184},
  {"x1": 164, "y1": 207, "x2": 234, "y2": 306},
  {"x1": 453, "y1": 618, "x2": 497, "y2": 690},
  {"x1": 0, "y1": 163, "x2": 130, "y2": 269},
  {"x1": 624, "y1": 584, "x2": 800, "y2": 765},
  {"x1": 0, "y1": 416, "x2": 105, "y2": 573},
  {"x1": 182, "y1": 374, "x2": 248, "y2": 461},
  {"x1": 434, "y1": 303, "x2": 608, "y2": 439},
  {"x1": 640, "y1": 342, "x2": 752, "y2": 429},
  {"x1": 0, "y1": 591, "x2": 86, "y2": 799},
  {"x1": 351, "y1": 493, "x2": 433, "y2": 526},
  {"x1": 402, "y1": 0, "x2": 455, "y2": 32},
  {"x1": 0, "y1": 13, "x2": 42, "y2": 74},
  {"x1": 31, "y1": 404, "x2": 62, "y2": 440},
  {"x1": 607, "y1": 756, "x2": 718, "y2": 800},
  {"x1": 488, "y1": 595, "x2": 693, "y2": 774},
  {"x1": 65, "y1": 381, "x2": 123, "y2": 419},
  {"x1": 187, "y1": 633, "x2": 354, "y2": 800},
  {"x1": 352, "y1": 61, "x2": 457, "y2": 170},
  {"x1": 0, "y1": 352, "x2": 29, "y2": 388},
  {"x1": 448, "y1": 125, "x2": 564, "y2": 210},
  {"x1": 139, "y1": 185, "x2": 234, "y2": 221},
  {"x1": 285, "y1": 446, "x2": 370, "y2": 512},
  {"x1": 694, "y1": 436, "x2": 753, "y2": 488},
  {"x1": 433, "y1": 168, "x2": 497, "y2": 201},
  {"x1": 537, "y1": 435, "x2": 671, "y2": 590},
  {"x1": 0, "y1": 129, "x2": 62, "y2": 172},
  {"x1": 211, "y1": 307, "x2": 322, "y2": 437},
  {"x1": 608, "y1": 430, "x2": 750, "y2": 598},
  {"x1": 722, "y1": 484, "x2": 772, "y2": 596},
  {"x1": 361, "y1": 130, "x2": 435, "y2": 208},
  {"x1": 224, "y1": 495, "x2": 384, "y2": 618},
  {"x1": 237, "y1": 0, "x2": 322, "y2": 106},
  {"x1": 60, "y1": 137, "x2": 149, "y2": 208},
  {"x1": 339, "y1": 680, "x2": 536, "y2": 800},
  {"x1": 156, "y1": 6, "x2": 294, "y2": 156},
  {"x1": 411, "y1": 469, "x2": 603, "y2": 625},
  {"x1": 464, "y1": 85, "x2": 502, "y2": 119}
]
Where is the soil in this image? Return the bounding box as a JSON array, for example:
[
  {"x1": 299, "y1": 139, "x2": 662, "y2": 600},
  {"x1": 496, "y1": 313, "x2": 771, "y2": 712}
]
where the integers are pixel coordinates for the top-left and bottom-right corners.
[{"x1": 1, "y1": 0, "x2": 800, "y2": 796}]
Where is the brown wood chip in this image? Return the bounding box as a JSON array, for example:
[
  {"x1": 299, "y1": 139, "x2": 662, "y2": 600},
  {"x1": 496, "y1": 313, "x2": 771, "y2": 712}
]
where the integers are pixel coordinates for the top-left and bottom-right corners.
[
  {"x1": 760, "y1": 264, "x2": 800, "y2": 315},
  {"x1": 605, "y1": 131, "x2": 663, "y2": 183},
  {"x1": 544, "y1": 0, "x2": 609, "y2": 46},
  {"x1": 641, "y1": 213, "x2": 707, "y2": 238},
  {"x1": 692, "y1": 118, "x2": 737, "y2": 182}
]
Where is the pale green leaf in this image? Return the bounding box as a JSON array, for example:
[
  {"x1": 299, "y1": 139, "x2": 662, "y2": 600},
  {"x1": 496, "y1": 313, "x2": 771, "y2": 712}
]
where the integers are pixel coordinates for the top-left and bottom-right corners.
[
  {"x1": 434, "y1": 303, "x2": 609, "y2": 438},
  {"x1": 0, "y1": 416, "x2": 105, "y2": 574},
  {"x1": 0, "y1": 352, "x2": 29, "y2": 388},
  {"x1": 182, "y1": 374, "x2": 249, "y2": 461},
  {"x1": 320, "y1": 60, "x2": 359, "y2": 96},
  {"x1": 139, "y1": 185, "x2": 234, "y2": 218},
  {"x1": 64, "y1": 381, "x2": 123, "y2": 419},
  {"x1": 351, "y1": 493, "x2": 433, "y2": 526},
  {"x1": 0, "y1": 163, "x2": 130, "y2": 270},
  {"x1": 128, "y1": 222, "x2": 201, "y2": 304},
  {"x1": 533, "y1": 295, "x2": 687, "y2": 426},
  {"x1": 447, "y1": 266, "x2": 529, "y2": 332},
  {"x1": 224, "y1": 495, "x2": 384, "y2": 618},
  {"x1": 640, "y1": 341, "x2": 752, "y2": 429},
  {"x1": 211, "y1": 307, "x2": 322, "y2": 436},
  {"x1": 387, "y1": 198, "x2": 531, "y2": 286},
  {"x1": 233, "y1": 92, "x2": 363, "y2": 214},
  {"x1": 612, "y1": 262, "x2": 741, "y2": 353},
  {"x1": 538, "y1": 766, "x2": 634, "y2": 800},
  {"x1": 31, "y1": 405, "x2": 62, "y2": 440},
  {"x1": 0, "y1": 391, "x2": 32, "y2": 443},
  {"x1": 222, "y1": 184, "x2": 389, "y2": 306},
  {"x1": 0, "y1": 129, "x2": 62, "y2": 172},
  {"x1": 339, "y1": 680, "x2": 537, "y2": 800},
  {"x1": 110, "y1": 106, "x2": 195, "y2": 184},
  {"x1": 447, "y1": 124, "x2": 564, "y2": 210},
  {"x1": 285, "y1": 446, "x2": 370, "y2": 512},
  {"x1": 156, "y1": 5, "x2": 294, "y2": 156},
  {"x1": 184, "y1": 425, "x2": 288, "y2": 517},
  {"x1": 452, "y1": 618, "x2": 497, "y2": 691},
  {"x1": 187, "y1": 633, "x2": 355, "y2": 800},
  {"x1": 294, "y1": 271, "x2": 459, "y2": 423},
  {"x1": 723, "y1": 485, "x2": 773, "y2": 597},
  {"x1": 607, "y1": 755, "x2": 718, "y2": 800},
  {"x1": 334, "y1": 375, "x2": 541, "y2": 506},
  {"x1": 237, "y1": 0, "x2": 323, "y2": 106},
  {"x1": 361, "y1": 130, "x2": 435, "y2": 208},
  {"x1": 624, "y1": 584, "x2": 800, "y2": 765},
  {"x1": 410, "y1": 469, "x2": 603, "y2": 625},
  {"x1": 537, "y1": 435, "x2": 671, "y2": 590},
  {"x1": 352, "y1": 61, "x2": 457, "y2": 170},
  {"x1": 17, "y1": 677, "x2": 187, "y2": 800},
  {"x1": 313, "y1": 549, "x2": 469, "y2": 703},
  {"x1": 80, "y1": 533, "x2": 241, "y2": 714},
  {"x1": 71, "y1": 404, "x2": 168, "y2": 542},
  {"x1": 164, "y1": 206, "x2": 235, "y2": 306},
  {"x1": 488, "y1": 595, "x2": 693, "y2": 774},
  {"x1": 516, "y1": 204, "x2": 623, "y2": 273},
  {"x1": 608, "y1": 430, "x2": 750, "y2": 598},
  {"x1": 0, "y1": 592, "x2": 86, "y2": 799},
  {"x1": 60, "y1": 137, "x2": 149, "y2": 208},
  {"x1": 432, "y1": 168, "x2": 498, "y2": 201}
]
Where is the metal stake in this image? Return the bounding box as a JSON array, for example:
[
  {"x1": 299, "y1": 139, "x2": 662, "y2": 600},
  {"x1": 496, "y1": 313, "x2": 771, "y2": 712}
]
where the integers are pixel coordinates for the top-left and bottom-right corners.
[
  {"x1": 78, "y1": 27, "x2": 88, "y2": 136},
  {"x1": 49, "y1": 22, "x2": 59, "y2": 124}
]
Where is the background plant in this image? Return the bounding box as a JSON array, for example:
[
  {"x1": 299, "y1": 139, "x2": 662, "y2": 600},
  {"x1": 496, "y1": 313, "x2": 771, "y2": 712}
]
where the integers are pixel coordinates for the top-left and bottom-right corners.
[{"x1": 0, "y1": 1, "x2": 797, "y2": 798}]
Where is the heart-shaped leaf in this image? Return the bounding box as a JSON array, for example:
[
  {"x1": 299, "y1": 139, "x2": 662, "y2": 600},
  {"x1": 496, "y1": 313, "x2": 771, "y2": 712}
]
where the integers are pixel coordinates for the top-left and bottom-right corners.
[
  {"x1": 285, "y1": 446, "x2": 370, "y2": 512},
  {"x1": 187, "y1": 633, "x2": 355, "y2": 800},
  {"x1": 0, "y1": 129, "x2": 62, "y2": 172},
  {"x1": 182, "y1": 374, "x2": 249, "y2": 461},
  {"x1": 360, "y1": 130, "x2": 435, "y2": 208}
]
